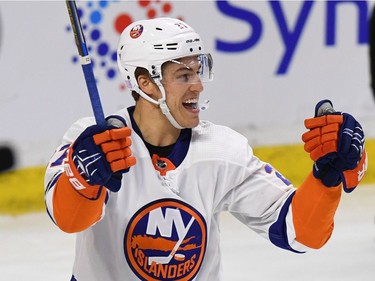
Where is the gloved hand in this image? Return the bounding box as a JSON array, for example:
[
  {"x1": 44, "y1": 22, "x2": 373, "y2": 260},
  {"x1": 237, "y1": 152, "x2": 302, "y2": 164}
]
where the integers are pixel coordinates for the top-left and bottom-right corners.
[
  {"x1": 65, "y1": 124, "x2": 136, "y2": 197},
  {"x1": 302, "y1": 100, "x2": 367, "y2": 192}
]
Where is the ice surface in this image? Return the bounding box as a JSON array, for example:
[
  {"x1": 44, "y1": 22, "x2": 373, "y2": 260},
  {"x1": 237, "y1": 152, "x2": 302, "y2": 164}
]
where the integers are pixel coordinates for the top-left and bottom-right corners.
[{"x1": 1, "y1": 185, "x2": 374, "y2": 281}]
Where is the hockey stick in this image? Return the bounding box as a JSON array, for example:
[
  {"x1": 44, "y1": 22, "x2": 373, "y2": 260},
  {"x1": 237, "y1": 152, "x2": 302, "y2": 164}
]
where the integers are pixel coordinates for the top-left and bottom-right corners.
[{"x1": 65, "y1": 0, "x2": 106, "y2": 127}]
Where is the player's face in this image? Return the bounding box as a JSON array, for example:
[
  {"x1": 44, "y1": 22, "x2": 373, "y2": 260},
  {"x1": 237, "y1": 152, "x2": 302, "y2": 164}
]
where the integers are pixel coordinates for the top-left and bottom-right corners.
[{"x1": 161, "y1": 56, "x2": 204, "y2": 128}]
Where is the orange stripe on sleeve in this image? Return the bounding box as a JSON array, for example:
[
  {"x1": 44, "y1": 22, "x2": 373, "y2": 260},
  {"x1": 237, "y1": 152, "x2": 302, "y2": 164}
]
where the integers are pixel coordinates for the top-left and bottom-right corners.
[
  {"x1": 53, "y1": 173, "x2": 106, "y2": 233},
  {"x1": 292, "y1": 172, "x2": 342, "y2": 249}
]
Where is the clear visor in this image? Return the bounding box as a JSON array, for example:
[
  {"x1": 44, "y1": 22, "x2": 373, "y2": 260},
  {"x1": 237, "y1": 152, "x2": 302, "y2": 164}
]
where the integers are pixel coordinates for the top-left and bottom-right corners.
[{"x1": 160, "y1": 53, "x2": 214, "y2": 85}]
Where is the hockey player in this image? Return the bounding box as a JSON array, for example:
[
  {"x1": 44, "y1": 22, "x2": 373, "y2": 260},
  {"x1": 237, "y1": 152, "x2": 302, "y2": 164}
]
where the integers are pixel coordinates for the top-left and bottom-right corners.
[{"x1": 44, "y1": 18, "x2": 367, "y2": 281}]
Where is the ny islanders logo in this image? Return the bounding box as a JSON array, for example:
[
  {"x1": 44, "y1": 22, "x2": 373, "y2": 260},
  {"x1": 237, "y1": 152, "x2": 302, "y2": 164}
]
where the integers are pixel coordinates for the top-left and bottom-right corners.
[
  {"x1": 130, "y1": 24, "x2": 144, "y2": 39},
  {"x1": 124, "y1": 199, "x2": 207, "y2": 281}
]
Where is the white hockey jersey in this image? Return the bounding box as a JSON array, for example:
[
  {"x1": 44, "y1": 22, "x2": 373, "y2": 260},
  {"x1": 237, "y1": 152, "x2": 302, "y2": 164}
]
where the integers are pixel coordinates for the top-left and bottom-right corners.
[{"x1": 45, "y1": 106, "x2": 315, "y2": 281}]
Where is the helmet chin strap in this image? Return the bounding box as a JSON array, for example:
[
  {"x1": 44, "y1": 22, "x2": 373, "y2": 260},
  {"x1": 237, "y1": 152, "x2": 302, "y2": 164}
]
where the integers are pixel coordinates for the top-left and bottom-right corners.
[
  {"x1": 157, "y1": 82, "x2": 185, "y2": 129},
  {"x1": 136, "y1": 81, "x2": 185, "y2": 130}
]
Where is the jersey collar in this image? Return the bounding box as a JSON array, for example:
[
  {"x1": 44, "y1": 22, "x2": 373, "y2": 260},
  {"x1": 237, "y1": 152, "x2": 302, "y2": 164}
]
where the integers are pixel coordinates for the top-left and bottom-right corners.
[{"x1": 127, "y1": 106, "x2": 192, "y2": 169}]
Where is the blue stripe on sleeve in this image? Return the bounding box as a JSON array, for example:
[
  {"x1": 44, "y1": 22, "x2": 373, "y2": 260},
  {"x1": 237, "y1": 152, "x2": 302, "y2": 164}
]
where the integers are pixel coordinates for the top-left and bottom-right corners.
[{"x1": 269, "y1": 191, "x2": 305, "y2": 253}]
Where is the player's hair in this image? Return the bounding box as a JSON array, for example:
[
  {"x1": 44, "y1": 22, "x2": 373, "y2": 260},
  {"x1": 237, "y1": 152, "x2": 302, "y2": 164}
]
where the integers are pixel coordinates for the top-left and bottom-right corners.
[
  {"x1": 131, "y1": 67, "x2": 155, "y2": 101},
  {"x1": 131, "y1": 63, "x2": 172, "y2": 101},
  {"x1": 131, "y1": 90, "x2": 140, "y2": 102}
]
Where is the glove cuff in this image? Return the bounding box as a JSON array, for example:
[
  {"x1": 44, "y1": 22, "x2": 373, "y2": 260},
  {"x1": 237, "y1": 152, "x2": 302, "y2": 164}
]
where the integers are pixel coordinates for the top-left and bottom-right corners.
[
  {"x1": 313, "y1": 162, "x2": 341, "y2": 187},
  {"x1": 64, "y1": 147, "x2": 103, "y2": 200},
  {"x1": 342, "y1": 150, "x2": 368, "y2": 193}
]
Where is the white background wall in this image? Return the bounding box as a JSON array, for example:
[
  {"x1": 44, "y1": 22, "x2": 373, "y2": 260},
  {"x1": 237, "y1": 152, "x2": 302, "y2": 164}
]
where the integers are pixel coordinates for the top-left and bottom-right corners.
[{"x1": 1, "y1": 0, "x2": 374, "y2": 168}]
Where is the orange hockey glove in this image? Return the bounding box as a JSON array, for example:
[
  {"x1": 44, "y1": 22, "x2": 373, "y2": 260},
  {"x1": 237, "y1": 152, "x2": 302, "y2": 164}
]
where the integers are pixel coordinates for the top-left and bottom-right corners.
[
  {"x1": 302, "y1": 100, "x2": 367, "y2": 192},
  {"x1": 65, "y1": 124, "x2": 136, "y2": 198}
]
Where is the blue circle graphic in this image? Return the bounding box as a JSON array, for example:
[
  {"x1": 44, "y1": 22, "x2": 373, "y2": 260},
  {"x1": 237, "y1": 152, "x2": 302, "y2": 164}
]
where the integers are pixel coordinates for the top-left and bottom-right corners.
[
  {"x1": 90, "y1": 10, "x2": 102, "y2": 24},
  {"x1": 99, "y1": 1, "x2": 109, "y2": 8},
  {"x1": 111, "y1": 51, "x2": 117, "y2": 62},
  {"x1": 98, "y1": 42, "x2": 109, "y2": 56},
  {"x1": 91, "y1": 29, "x2": 101, "y2": 41},
  {"x1": 107, "y1": 68, "x2": 116, "y2": 79}
]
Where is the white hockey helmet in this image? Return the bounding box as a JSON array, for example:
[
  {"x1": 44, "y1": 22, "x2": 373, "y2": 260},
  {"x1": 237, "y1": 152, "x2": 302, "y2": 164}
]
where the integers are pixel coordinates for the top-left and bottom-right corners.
[{"x1": 117, "y1": 17, "x2": 213, "y2": 128}]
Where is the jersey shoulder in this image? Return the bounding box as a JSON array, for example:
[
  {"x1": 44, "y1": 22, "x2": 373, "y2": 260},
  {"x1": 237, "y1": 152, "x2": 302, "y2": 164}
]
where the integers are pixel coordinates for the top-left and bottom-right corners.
[
  {"x1": 191, "y1": 120, "x2": 253, "y2": 163},
  {"x1": 61, "y1": 117, "x2": 96, "y2": 144}
]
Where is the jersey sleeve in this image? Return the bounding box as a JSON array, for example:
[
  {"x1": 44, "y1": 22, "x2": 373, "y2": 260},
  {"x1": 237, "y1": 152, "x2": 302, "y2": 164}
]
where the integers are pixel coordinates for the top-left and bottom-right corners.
[
  {"x1": 222, "y1": 151, "x2": 300, "y2": 249},
  {"x1": 215, "y1": 128, "x2": 341, "y2": 253},
  {"x1": 291, "y1": 172, "x2": 341, "y2": 249},
  {"x1": 44, "y1": 118, "x2": 107, "y2": 233}
]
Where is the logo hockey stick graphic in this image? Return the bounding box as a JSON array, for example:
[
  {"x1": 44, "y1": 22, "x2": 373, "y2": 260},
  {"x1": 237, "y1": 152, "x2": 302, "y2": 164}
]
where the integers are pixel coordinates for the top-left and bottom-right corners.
[{"x1": 148, "y1": 216, "x2": 195, "y2": 265}]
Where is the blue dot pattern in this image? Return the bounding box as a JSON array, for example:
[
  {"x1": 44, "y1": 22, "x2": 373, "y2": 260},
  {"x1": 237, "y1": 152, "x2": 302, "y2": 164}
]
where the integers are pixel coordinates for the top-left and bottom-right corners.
[
  {"x1": 66, "y1": 0, "x2": 176, "y2": 87},
  {"x1": 66, "y1": 1, "x2": 118, "y2": 81}
]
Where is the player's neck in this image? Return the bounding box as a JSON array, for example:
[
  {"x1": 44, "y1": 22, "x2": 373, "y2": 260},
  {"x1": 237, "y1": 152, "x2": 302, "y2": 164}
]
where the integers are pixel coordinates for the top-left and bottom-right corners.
[{"x1": 133, "y1": 102, "x2": 180, "y2": 147}]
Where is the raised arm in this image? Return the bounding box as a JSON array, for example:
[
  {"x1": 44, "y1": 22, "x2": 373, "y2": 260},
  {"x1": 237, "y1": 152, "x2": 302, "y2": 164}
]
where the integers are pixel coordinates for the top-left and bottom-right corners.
[
  {"x1": 45, "y1": 122, "x2": 136, "y2": 233},
  {"x1": 292, "y1": 100, "x2": 367, "y2": 248}
]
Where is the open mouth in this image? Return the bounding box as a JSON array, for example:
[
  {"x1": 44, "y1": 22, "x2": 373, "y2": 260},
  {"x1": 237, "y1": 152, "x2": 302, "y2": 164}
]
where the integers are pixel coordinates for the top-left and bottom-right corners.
[{"x1": 182, "y1": 98, "x2": 199, "y2": 111}]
